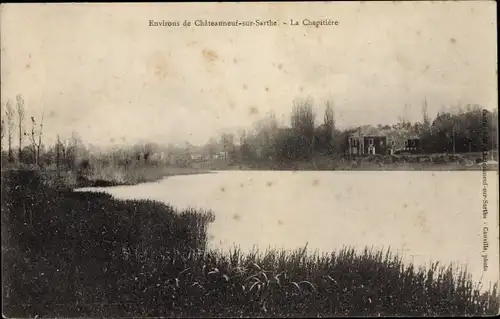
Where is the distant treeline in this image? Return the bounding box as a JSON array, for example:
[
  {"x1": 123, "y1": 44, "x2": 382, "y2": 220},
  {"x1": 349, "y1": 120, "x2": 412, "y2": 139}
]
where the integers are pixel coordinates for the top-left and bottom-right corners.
[
  {"x1": 1, "y1": 95, "x2": 498, "y2": 171},
  {"x1": 207, "y1": 99, "x2": 498, "y2": 165}
]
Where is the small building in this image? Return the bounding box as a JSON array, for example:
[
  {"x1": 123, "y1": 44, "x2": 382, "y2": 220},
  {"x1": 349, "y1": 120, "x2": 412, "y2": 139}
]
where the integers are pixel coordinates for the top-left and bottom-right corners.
[
  {"x1": 190, "y1": 154, "x2": 203, "y2": 161},
  {"x1": 347, "y1": 126, "x2": 388, "y2": 156},
  {"x1": 403, "y1": 138, "x2": 420, "y2": 154},
  {"x1": 215, "y1": 151, "x2": 229, "y2": 161},
  {"x1": 384, "y1": 129, "x2": 421, "y2": 155}
]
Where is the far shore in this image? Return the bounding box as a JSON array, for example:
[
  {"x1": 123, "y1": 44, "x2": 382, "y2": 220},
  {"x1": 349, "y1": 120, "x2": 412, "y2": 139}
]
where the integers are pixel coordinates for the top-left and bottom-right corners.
[
  {"x1": 74, "y1": 162, "x2": 497, "y2": 189},
  {"x1": 228, "y1": 163, "x2": 498, "y2": 172},
  {"x1": 6, "y1": 158, "x2": 496, "y2": 191}
]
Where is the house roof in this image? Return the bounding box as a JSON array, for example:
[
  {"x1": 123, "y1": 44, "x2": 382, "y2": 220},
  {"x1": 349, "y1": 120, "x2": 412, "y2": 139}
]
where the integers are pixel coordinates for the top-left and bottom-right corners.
[
  {"x1": 349, "y1": 125, "x2": 420, "y2": 142},
  {"x1": 384, "y1": 129, "x2": 420, "y2": 141},
  {"x1": 350, "y1": 125, "x2": 385, "y2": 138}
]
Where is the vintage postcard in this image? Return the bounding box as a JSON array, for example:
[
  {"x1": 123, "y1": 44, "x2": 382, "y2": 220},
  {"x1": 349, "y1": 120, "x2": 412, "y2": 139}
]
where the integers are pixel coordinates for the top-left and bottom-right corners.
[{"x1": 1, "y1": 1, "x2": 499, "y2": 317}]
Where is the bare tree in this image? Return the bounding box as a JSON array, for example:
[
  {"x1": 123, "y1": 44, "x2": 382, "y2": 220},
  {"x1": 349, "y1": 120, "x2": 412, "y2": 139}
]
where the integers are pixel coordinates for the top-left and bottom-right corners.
[
  {"x1": 29, "y1": 111, "x2": 44, "y2": 167},
  {"x1": 422, "y1": 97, "x2": 430, "y2": 128},
  {"x1": 55, "y1": 134, "x2": 76, "y2": 177},
  {"x1": 401, "y1": 103, "x2": 410, "y2": 126},
  {"x1": 56, "y1": 135, "x2": 61, "y2": 175},
  {"x1": 291, "y1": 98, "x2": 316, "y2": 164},
  {"x1": 324, "y1": 100, "x2": 335, "y2": 132},
  {"x1": 238, "y1": 128, "x2": 247, "y2": 146},
  {"x1": 0, "y1": 116, "x2": 4, "y2": 143},
  {"x1": 0, "y1": 105, "x2": 4, "y2": 146},
  {"x1": 5, "y1": 100, "x2": 15, "y2": 162},
  {"x1": 63, "y1": 132, "x2": 83, "y2": 170},
  {"x1": 266, "y1": 110, "x2": 278, "y2": 131},
  {"x1": 205, "y1": 137, "x2": 218, "y2": 159},
  {"x1": 69, "y1": 131, "x2": 84, "y2": 165},
  {"x1": 220, "y1": 132, "x2": 235, "y2": 160},
  {"x1": 416, "y1": 97, "x2": 431, "y2": 137},
  {"x1": 260, "y1": 111, "x2": 279, "y2": 159},
  {"x1": 16, "y1": 95, "x2": 25, "y2": 164},
  {"x1": 133, "y1": 142, "x2": 155, "y2": 164},
  {"x1": 324, "y1": 100, "x2": 336, "y2": 153},
  {"x1": 237, "y1": 128, "x2": 247, "y2": 160}
]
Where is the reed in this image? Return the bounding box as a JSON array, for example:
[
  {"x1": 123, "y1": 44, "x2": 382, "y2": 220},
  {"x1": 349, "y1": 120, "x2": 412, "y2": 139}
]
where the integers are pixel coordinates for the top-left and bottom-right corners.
[{"x1": 1, "y1": 170, "x2": 498, "y2": 317}]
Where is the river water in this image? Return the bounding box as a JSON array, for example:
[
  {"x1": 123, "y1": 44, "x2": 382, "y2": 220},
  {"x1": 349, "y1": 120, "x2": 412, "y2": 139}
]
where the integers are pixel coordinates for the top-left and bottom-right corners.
[{"x1": 77, "y1": 170, "x2": 499, "y2": 288}]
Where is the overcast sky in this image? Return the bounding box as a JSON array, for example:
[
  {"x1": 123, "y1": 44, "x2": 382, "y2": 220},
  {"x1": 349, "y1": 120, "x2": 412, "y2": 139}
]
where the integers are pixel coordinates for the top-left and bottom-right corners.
[{"x1": 1, "y1": 2, "x2": 497, "y2": 148}]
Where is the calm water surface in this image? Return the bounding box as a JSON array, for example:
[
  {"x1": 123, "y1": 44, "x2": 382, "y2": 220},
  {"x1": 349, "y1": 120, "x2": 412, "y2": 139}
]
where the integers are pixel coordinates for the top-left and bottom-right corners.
[{"x1": 78, "y1": 170, "x2": 499, "y2": 288}]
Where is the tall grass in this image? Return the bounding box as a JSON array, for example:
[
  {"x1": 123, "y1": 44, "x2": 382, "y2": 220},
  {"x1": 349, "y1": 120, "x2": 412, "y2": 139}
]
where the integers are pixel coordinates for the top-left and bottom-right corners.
[
  {"x1": 4, "y1": 162, "x2": 214, "y2": 189},
  {"x1": 1, "y1": 170, "x2": 498, "y2": 317},
  {"x1": 82, "y1": 162, "x2": 212, "y2": 186}
]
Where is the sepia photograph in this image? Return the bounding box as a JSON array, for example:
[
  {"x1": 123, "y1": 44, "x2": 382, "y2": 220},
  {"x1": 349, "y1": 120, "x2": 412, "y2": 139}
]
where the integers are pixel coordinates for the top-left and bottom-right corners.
[{"x1": 1, "y1": 2, "x2": 499, "y2": 317}]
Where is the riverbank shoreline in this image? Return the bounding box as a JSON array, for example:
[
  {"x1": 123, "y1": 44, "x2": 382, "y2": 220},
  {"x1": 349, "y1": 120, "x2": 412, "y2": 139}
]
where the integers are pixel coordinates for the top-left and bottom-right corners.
[
  {"x1": 4, "y1": 158, "x2": 496, "y2": 191},
  {"x1": 74, "y1": 163, "x2": 498, "y2": 190},
  {"x1": 225, "y1": 164, "x2": 498, "y2": 171},
  {"x1": 205, "y1": 153, "x2": 499, "y2": 172},
  {"x1": 76, "y1": 167, "x2": 214, "y2": 188},
  {"x1": 0, "y1": 166, "x2": 215, "y2": 189},
  {"x1": 76, "y1": 165, "x2": 498, "y2": 190},
  {"x1": 214, "y1": 160, "x2": 499, "y2": 172},
  {"x1": 1, "y1": 170, "x2": 499, "y2": 317}
]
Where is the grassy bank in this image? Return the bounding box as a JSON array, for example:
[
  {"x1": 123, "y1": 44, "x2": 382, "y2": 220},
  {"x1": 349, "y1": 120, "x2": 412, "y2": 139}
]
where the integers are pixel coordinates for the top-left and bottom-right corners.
[
  {"x1": 2, "y1": 170, "x2": 499, "y2": 317},
  {"x1": 83, "y1": 164, "x2": 212, "y2": 186},
  {"x1": 10, "y1": 151, "x2": 495, "y2": 192},
  {"x1": 231, "y1": 162, "x2": 497, "y2": 171},
  {"x1": 7, "y1": 164, "x2": 214, "y2": 189},
  {"x1": 220, "y1": 152, "x2": 499, "y2": 172},
  {"x1": 228, "y1": 158, "x2": 498, "y2": 172}
]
